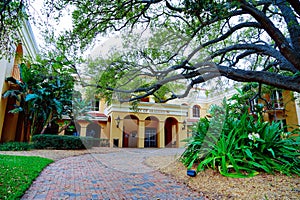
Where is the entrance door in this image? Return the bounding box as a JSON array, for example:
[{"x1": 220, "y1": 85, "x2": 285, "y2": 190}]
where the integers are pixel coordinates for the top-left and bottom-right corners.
[
  {"x1": 123, "y1": 131, "x2": 138, "y2": 148},
  {"x1": 144, "y1": 128, "x2": 157, "y2": 147},
  {"x1": 128, "y1": 131, "x2": 138, "y2": 147},
  {"x1": 123, "y1": 131, "x2": 129, "y2": 147}
]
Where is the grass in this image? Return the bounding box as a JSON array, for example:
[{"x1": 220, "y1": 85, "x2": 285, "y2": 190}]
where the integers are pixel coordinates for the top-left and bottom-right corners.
[{"x1": 0, "y1": 155, "x2": 53, "y2": 199}]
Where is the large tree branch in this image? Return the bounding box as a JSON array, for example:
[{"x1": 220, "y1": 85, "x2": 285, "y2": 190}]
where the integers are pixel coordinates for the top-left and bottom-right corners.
[
  {"x1": 211, "y1": 43, "x2": 298, "y2": 73},
  {"x1": 217, "y1": 65, "x2": 300, "y2": 92},
  {"x1": 186, "y1": 22, "x2": 262, "y2": 61},
  {"x1": 240, "y1": 0, "x2": 300, "y2": 70},
  {"x1": 286, "y1": 0, "x2": 300, "y2": 16},
  {"x1": 277, "y1": 2, "x2": 300, "y2": 52}
]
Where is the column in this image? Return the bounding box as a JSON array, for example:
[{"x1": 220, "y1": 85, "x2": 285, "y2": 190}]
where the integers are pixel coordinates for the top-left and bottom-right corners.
[
  {"x1": 118, "y1": 120, "x2": 123, "y2": 147},
  {"x1": 80, "y1": 125, "x2": 87, "y2": 137},
  {"x1": 158, "y1": 121, "x2": 165, "y2": 148},
  {"x1": 110, "y1": 117, "x2": 123, "y2": 147},
  {"x1": 109, "y1": 120, "x2": 114, "y2": 147},
  {"x1": 138, "y1": 120, "x2": 145, "y2": 148},
  {"x1": 179, "y1": 122, "x2": 187, "y2": 148}
]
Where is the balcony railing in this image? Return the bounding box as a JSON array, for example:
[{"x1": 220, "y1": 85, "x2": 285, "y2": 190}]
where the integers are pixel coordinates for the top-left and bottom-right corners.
[{"x1": 106, "y1": 102, "x2": 189, "y2": 116}]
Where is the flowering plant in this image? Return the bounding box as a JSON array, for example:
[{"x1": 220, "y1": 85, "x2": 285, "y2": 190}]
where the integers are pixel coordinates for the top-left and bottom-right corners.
[{"x1": 181, "y1": 96, "x2": 300, "y2": 178}]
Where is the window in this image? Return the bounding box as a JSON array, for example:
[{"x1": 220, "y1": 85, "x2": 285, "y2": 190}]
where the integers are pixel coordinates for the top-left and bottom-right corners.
[
  {"x1": 249, "y1": 97, "x2": 258, "y2": 113},
  {"x1": 91, "y1": 99, "x2": 100, "y2": 111},
  {"x1": 271, "y1": 90, "x2": 284, "y2": 109},
  {"x1": 144, "y1": 128, "x2": 157, "y2": 147},
  {"x1": 192, "y1": 105, "x2": 200, "y2": 118}
]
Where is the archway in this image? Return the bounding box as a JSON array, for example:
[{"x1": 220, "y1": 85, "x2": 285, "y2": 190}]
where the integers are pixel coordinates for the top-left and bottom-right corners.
[
  {"x1": 164, "y1": 117, "x2": 178, "y2": 148},
  {"x1": 144, "y1": 116, "x2": 159, "y2": 148},
  {"x1": 86, "y1": 123, "x2": 101, "y2": 138},
  {"x1": 123, "y1": 115, "x2": 139, "y2": 148},
  {"x1": 86, "y1": 122, "x2": 101, "y2": 147}
]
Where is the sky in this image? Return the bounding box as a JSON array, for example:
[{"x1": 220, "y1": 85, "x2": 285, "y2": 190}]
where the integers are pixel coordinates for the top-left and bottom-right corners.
[
  {"x1": 28, "y1": 0, "x2": 121, "y2": 59},
  {"x1": 28, "y1": 0, "x2": 73, "y2": 48}
]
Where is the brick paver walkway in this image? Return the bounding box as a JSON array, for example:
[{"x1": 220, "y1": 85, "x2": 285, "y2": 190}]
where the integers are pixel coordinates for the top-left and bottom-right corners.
[{"x1": 21, "y1": 149, "x2": 203, "y2": 199}]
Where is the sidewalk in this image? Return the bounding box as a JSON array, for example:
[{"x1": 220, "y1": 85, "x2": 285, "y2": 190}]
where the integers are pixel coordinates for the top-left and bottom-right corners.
[{"x1": 21, "y1": 148, "x2": 204, "y2": 199}]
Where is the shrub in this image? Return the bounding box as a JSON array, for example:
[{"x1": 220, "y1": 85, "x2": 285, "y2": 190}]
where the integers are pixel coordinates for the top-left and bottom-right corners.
[
  {"x1": 181, "y1": 98, "x2": 300, "y2": 178},
  {"x1": 0, "y1": 142, "x2": 33, "y2": 151},
  {"x1": 31, "y1": 134, "x2": 93, "y2": 150}
]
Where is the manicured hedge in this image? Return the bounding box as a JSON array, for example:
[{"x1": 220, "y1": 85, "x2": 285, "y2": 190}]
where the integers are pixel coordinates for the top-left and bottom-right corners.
[
  {"x1": 0, "y1": 142, "x2": 33, "y2": 151},
  {"x1": 31, "y1": 134, "x2": 109, "y2": 150},
  {"x1": 31, "y1": 134, "x2": 92, "y2": 150}
]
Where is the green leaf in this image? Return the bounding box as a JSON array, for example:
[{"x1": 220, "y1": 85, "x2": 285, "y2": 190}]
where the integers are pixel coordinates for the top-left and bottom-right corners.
[
  {"x1": 53, "y1": 98, "x2": 63, "y2": 114},
  {"x1": 25, "y1": 94, "x2": 39, "y2": 102},
  {"x1": 2, "y1": 90, "x2": 20, "y2": 100},
  {"x1": 244, "y1": 149, "x2": 254, "y2": 160},
  {"x1": 9, "y1": 107, "x2": 23, "y2": 113},
  {"x1": 267, "y1": 148, "x2": 275, "y2": 158},
  {"x1": 227, "y1": 153, "x2": 240, "y2": 173},
  {"x1": 248, "y1": 161, "x2": 271, "y2": 173}
]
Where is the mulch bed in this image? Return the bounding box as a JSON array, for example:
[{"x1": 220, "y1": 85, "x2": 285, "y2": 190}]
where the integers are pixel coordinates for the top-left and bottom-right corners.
[{"x1": 145, "y1": 155, "x2": 300, "y2": 199}]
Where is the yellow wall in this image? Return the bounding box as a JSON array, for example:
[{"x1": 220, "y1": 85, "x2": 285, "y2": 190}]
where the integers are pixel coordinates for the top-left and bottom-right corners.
[
  {"x1": 106, "y1": 109, "x2": 187, "y2": 148},
  {"x1": 0, "y1": 59, "x2": 12, "y2": 141},
  {"x1": 0, "y1": 44, "x2": 24, "y2": 142},
  {"x1": 0, "y1": 83, "x2": 9, "y2": 141},
  {"x1": 283, "y1": 91, "x2": 299, "y2": 131}
]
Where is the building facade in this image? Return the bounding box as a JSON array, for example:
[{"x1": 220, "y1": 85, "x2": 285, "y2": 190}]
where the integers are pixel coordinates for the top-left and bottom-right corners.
[
  {"x1": 72, "y1": 88, "x2": 300, "y2": 148},
  {"x1": 0, "y1": 20, "x2": 38, "y2": 142},
  {"x1": 73, "y1": 89, "x2": 237, "y2": 148}
]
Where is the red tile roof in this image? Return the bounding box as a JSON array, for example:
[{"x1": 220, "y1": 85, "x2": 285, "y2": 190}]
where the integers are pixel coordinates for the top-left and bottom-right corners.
[{"x1": 87, "y1": 112, "x2": 107, "y2": 118}]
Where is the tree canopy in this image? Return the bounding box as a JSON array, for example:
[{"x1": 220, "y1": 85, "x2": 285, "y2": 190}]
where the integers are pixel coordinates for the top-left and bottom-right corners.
[
  {"x1": 45, "y1": 0, "x2": 300, "y2": 102},
  {"x1": 0, "y1": 0, "x2": 28, "y2": 59},
  {"x1": 3, "y1": 0, "x2": 300, "y2": 102}
]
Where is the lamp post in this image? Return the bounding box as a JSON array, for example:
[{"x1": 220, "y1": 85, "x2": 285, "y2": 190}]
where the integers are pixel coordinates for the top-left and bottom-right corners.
[
  {"x1": 115, "y1": 116, "x2": 121, "y2": 128},
  {"x1": 182, "y1": 120, "x2": 186, "y2": 130}
]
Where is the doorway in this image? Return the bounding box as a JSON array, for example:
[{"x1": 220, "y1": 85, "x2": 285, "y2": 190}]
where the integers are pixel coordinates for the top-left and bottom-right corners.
[{"x1": 144, "y1": 128, "x2": 157, "y2": 148}]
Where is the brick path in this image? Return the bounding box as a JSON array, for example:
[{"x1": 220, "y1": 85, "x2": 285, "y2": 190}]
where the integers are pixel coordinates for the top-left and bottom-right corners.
[{"x1": 21, "y1": 149, "x2": 203, "y2": 199}]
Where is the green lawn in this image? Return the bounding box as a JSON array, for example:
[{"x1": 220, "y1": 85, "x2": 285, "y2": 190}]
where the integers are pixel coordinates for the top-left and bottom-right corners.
[{"x1": 0, "y1": 155, "x2": 53, "y2": 199}]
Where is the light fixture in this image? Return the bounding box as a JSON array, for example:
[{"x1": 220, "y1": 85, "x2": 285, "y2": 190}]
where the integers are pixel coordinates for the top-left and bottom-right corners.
[
  {"x1": 115, "y1": 116, "x2": 121, "y2": 128},
  {"x1": 182, "y1": 120, "x2": 186, "y2": 130}
]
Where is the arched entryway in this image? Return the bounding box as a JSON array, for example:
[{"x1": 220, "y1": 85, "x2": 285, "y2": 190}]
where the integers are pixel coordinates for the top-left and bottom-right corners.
[
  {"x1": 86, "y1": 122, "x2": 101, "y2": 138},
  {"x1": 144, "y1": 116, "x2": 159, "y2": 148},
  {"x1": 165, "y1": 117, "x2": 178, "y2": 148},
  {"x1": 86, "y1": 122, "x2": 101, "y2": 147},
  {"x1": 123, "y1": 115, "x2": 139, "y2": 148}
]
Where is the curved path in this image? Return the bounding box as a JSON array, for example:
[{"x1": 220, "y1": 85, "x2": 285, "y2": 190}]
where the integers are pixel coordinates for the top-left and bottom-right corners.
[{"x1": 21, "y1": 149, "x2": 203, "y2": 199}]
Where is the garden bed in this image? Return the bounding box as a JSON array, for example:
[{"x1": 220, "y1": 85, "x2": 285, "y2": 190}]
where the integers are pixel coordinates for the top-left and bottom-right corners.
[{"x1": 145, "y1": 155, "x2": 300, "y2": 199}]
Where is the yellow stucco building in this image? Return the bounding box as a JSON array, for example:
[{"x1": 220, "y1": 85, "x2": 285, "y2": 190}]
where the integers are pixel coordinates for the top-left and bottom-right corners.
[
  {"x1": 73, "y1": 89, "x2": 230, "y2": 148},
  {"x1": 0, "y1": 20, "x2": 38, "y2": 143},
  {"x1": 261, "y1": 90, "x2": 299, "y2": 132},
  {"x1": 73, "y1": 89, "x2": 300, "y2": 148}
]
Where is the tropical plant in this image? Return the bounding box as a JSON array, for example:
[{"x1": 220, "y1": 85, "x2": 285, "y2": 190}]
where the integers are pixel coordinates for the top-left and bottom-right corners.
[
  {"x1": 2, "y1": 56, "x2": 75, "y2": 141},
  {"x1": 181, "y1": 96, "x2": 300, "y2": 178}
]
